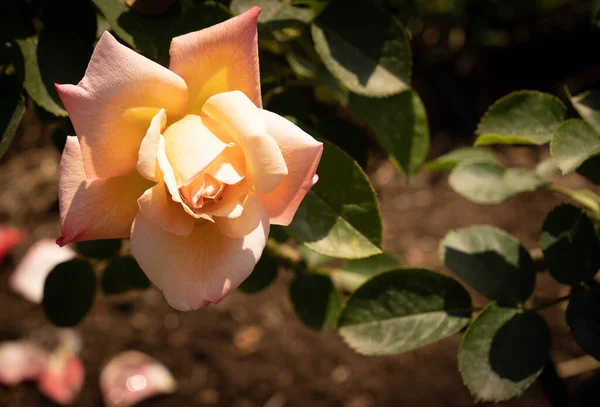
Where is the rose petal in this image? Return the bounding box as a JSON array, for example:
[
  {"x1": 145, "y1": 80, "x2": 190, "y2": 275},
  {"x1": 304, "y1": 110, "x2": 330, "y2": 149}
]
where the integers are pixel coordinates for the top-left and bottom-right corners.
[
  {"x1": 0, "y1": 341, "x2": 47, "y2": 386},
  {"x1": 205, "y1": 144, "x2": 245, "y2": 185},
  {"x1": 137, "y1": 109, "x2": 167, "y2": 182},
  {"x1": 130, "y1": 211, "x2": 269, "y2": 311},
  {"x1": 163, "y1": 115, "x2": 227, "y2": 186},
  {"x1": 169, "y1": 7, "x2": 261, "y2": 113},
  {"x1": 203, "y1": 91, "x2": 288, "y2": 194},
  {"x1": 215, "y1": 193, "x2": 262, "y2": 238},
  {"x1": 137, "y1": 181, "x2": 194, "y2": 237},
  {"x1": 57, "y1": 136, "x2": 153, "y2": 246},
  {"x1": 10, "y1": 239, "x2": 77, "y2": 303},
  {"x1": 56, "y1": 31, "x2": 188, "y2": 178},
  {"x1": 258, "y1": 110, "x2": 323, "y2": 225},
  {"x1": 0, "y1": 225, "x2": 25, "y2": 264},
  {"x1": 200, "y1": 178, "x2": 248, "y2": 219},
  {"x1": 100, "y1": 351, "x2": 176, "y2": 407},
  {"x1": 38, "y1": 353, "x2": 85, "y2": 406}
]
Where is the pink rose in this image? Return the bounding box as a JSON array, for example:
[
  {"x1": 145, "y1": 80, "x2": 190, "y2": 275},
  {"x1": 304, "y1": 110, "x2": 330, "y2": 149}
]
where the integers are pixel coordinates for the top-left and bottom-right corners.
[{"x1": 55, "y1": 7, "x2": 322, "y2": 310}]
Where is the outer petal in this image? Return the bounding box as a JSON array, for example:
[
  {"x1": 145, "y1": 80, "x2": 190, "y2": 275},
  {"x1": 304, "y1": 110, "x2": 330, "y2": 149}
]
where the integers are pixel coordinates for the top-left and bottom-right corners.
[
  {"x1": 137, "y1": 181, "x2": 194, "y2": 237},
  {"x1": 202, "y1": 91, "x2": 288, "y2": 193},
  {"x1": 258, "y1": 110, "x2": 323, "y2": 225},
  {"x1": 56, "y1": 31, "x2": 188, "y2": 178},
  {"x1": 163, "y1": 115, "x2": 227, "y2": 186},
  {"x1": 137, "y1": 109, "x2": 167, "y2": 182},
  {"x1": 58, "y1": 136, "x2": 152, "y2": 246},
  {"x1": 215, "y1": 193, "x2": 262, "y2": 238},
  {"x1": 169, "y1": 7, "x2": 261, "y2": 112},
  {"x1": 130, "y1": 212, "x2": 269, "y2": 311}
]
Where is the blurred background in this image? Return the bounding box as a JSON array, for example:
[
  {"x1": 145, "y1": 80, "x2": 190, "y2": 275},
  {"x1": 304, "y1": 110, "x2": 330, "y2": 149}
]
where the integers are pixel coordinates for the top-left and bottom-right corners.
[{"x1": 2, "y1": 0, "x2": 600, "y2": 405}]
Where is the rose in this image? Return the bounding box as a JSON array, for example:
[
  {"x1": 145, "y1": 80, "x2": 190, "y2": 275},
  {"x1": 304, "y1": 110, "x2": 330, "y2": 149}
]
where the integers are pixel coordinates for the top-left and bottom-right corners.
[{"x1": 55, "y1": 7, "x2": 322, "y2": 310}]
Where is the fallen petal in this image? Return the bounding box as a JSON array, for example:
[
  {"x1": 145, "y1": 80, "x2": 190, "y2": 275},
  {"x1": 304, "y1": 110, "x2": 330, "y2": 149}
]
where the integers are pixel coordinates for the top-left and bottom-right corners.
[
  {"x1": 0, "y1": 225, "x2": 25, "y2": 264},
  {"x1": 100, "y1": 351, "x2": 176, "y2": 407},
  {"x1": 10, "y1": 239, "x2": 77, "y2": 303},
  {"x1": 0, "y1": 341, "x2": 48, "y2": 386},
  {"x1": 38, "y1": 352, "x2": 85, "y2": 405}
]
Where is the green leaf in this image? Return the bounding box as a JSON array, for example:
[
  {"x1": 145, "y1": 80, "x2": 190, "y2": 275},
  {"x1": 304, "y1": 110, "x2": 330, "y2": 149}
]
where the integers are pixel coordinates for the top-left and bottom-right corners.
[
  {"x1": 540, "y1": 204, "x2": 600, "y2": 285},
  {"x1": 535, "y1": 157, "x2": 559, "y2": 178},
  {"x1": 459, "y1": 303, "x2": 550, "y2": 402},
  {"x1": 297, "y1": 245, "x2": 332, "y2": 268},
  {"x1": 290, "y1": 273, "x2": 342, "y2": 330},
  {"x1": 449, "y1": 162, "x2": 547, "y2": 204},
  {"x1": 475, "y1": 91, "x2": 566, "y2": 146},
  {"x1": 16, "y1": 36, "x2": 67, "y2": 116},
  {"x1": 311, "y1": 0, "x2": 411, "y2": 97},
  {"x1": 75, "y1": 239, "x2": 122, "y2": 259},
  {"x1": 316, "y1": 114, "x2": 368, "y2": 169},
  {"x1": 440, "y1": 225, "x2": 535, "y2": 306},
  {"x1": 566, "y1": 288, "x2": 600, "y2": 360},
  {"x1": 337, "y1": 268, "x2": 471, "y2": 356},
  {"x1": 231, "y1": 0, "x2": 315, "y2": 23},
  {"x1": 570, "y1": 89, "x2": 600, "y2": 135},
  {"x1": 0, "y1": 76, "x2": 25, "y2": 160},
  {"x1": 286, "y1": 140, "x2": 383, "y2": 259},
  {"x1": 351, "y1": 90, "x2": 429, "y2": 181},
  {"x1": 576, "y1": 155, "x2": 600, "y2": 185},
  {"x1": 330, "y1": 252, "x2": 401, "y2": 292},
  {"x1": 425, "y1": 147, "x2": 497, "y2": 172},
  {"x1": 238, "y1": 252, "x2": 279, "y2": 293},
  {"x1": 42, "y1": 259, "x2": 97, "y2": 327},
  {"x1": 551, "y1": 119, "x2": 600, "y2": 174},
  {"x1": 93, "y1": 0, "x2": 229, "y2": 64},
  {"x1": 101, "y1": 256, "x2": 151, "y2": 295}
]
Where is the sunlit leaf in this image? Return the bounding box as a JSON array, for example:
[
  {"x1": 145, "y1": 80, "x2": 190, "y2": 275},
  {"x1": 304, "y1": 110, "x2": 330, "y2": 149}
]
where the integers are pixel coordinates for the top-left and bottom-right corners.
[
  {"x1": 570, "y1": 89, "x2": 600, "y2": 134},
  {"x1": 286, "y1": 140, "x2": 383, "y2": 259},
  {"x1": 351, "y1": 90, "x2": 429, "y2": 181},
  {"x1": 566, "y1": 288, "x2": 600, "y2": 360},
  {"x1": 459, "y1": 303, "x2": 550, "y2": 402},
  {"x1": 551, "y1": 119, "x2": 600, "y2": 174},
  {"x1": 297, "y1": 245, "x2": 332, "y2": 268},
  {"x1": 540, "y1": 204, "x2": 600, "y2": 285},
  {"x1": 449, "y1": 162, "x2": 546, "y2": 204},
  {"x1": 330, "y1": 252, "x2": 401, "y2": 292},
  {"x1": 475, "y1": 91, "x2": 566, "y2": 146},
  {"x1": 337, "y1": 268, "x2": 471, "y2": 355},
  {"x1": 535, "y1": 156, "x2": 559, "y2": 178},
  {"x1": 42, "y1": 259, "x2": 96, "y2": 327},
  {"x1": 231, "y1": 0, "x2": 315, "y2": 23},
  {"x1": 311, "y1": 0, "x2": 411, "y2": 97},
  {"x1": 440, "y1": 225, "x2": 535, "y2": 306},
  {"x1": 290, "y1": 273, "x2": 342, "y2": 330},
  {"x1": 426, "y1": 147, "x2": 497, "y2": 172}
]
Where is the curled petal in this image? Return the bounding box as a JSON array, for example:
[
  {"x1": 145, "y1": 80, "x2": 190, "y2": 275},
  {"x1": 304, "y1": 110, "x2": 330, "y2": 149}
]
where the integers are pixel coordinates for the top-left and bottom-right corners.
[
  {"x1": 137, "y1": 182, "x2": 194, "y2": 237},
  {"x1": 137, "y1": 109, "x2": 167, "y2": 182},
  {"x1": 206, "y1": 144, "x2": 245, "y2": 185},
  {"x1": 0, "y1": 341, "x2": 47, "y2": 386},
  {"x1": 0, "y1": 225, "x2": 25, "y2": 264},
  {"x1": 163, "y1": 115, "x2": 227, "y2": 186},
  {"x1": 130, "y1": 211, "x2": 269, "y2": 311},
  {"x1": 215, "y1": 193, "x2": 262, "y2": 238},
  {"x1": 58, "y1": 136, "x2": 152, "y2": 246},
  {"x1": 203, "y1": 91, "x2": 287, "y2": 193},
  {"x1": 56, "y1": 31, "x2": 188, "y2": 178},
  {"x1": 100, "y1": 351, "x2": 176, "y2": 407},
  {"x1": 258, "y1": 110, "x2": 323, "y2": 225},
  {"x1": 169, "y1": 7, "x2": 261, "y2": 113},
  {"x1": 10, "y1": 239, "x2": 77, "y2": 303},
  {"x1": 38, "y1": 353, "x2": 85, "y2": 406}
]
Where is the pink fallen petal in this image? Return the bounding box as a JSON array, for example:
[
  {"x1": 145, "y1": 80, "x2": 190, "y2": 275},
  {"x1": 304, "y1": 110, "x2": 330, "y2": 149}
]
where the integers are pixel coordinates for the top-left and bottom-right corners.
[
  {"x1": 38, "y1": 352, "x2": 85, "y2": 405},
  {"x1": 10, "y1": 239, "x2": 77, "y2": 303},
  {"x1": 100, "y1": 351, "x2": 177, "y2": 407},
  {"x1": 0, "y1": 226, "x2": 25, "y2": 264},
  {"x1": 0, "y1": 341, "x2": 48, "y2": 386}
]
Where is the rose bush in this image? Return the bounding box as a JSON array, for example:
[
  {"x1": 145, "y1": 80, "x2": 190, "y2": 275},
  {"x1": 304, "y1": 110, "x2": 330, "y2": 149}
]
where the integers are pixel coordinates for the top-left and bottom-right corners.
[{"x1": 55, "y1": 7, "x2": 323, "y2": 311}]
